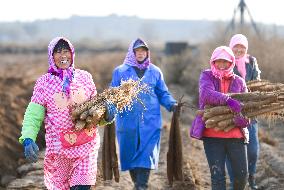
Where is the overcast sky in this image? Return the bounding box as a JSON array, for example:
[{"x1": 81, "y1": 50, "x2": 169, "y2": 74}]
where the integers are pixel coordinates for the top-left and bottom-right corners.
[{"x1": 1, "y1": 0, "x2": 283, "y2": 25}]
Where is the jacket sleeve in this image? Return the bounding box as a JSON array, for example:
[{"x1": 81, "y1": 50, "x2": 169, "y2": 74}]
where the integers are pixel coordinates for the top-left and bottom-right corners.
[
  {"x1": 111, "y1": 68, "x2": 121, "y2": 87},
  {"x1": 19, "y1": 102, "x2": 45, "y2": 144},
  {"x1": 251, "y1": 57, "x2": 261, "y2": 80},
  {"x1": 199, "y1": 71, "x2": 229, "y2": 106},
  {"x1": 155, "y1": 70, "x2": 176, "y2": 111},
  {"x1": 30, "y1": 76, "x2": 47, "y2": 107},
  {"x1": 19, "y1": 76, "x2": 47, "y2": 144},
  {"x1": 86, "y1": 72, "x2": 97, "y2": 98},
  {"x1": 240, "y1": 78, "x2": 248, "y2": 93}
]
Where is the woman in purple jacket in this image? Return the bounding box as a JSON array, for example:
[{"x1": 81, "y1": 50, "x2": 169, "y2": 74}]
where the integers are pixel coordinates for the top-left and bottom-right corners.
[{"x1": 191, "y1": 46, "x2": 249, "y2": 190}]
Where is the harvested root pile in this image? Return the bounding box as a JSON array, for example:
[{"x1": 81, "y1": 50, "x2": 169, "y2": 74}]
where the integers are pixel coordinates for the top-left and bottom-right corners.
[
  {"x1": 198, "y1": 80, "x2": 284, "y2": 132},
  {"x1": 71, "y1": 79, "x2": 148, "y2": 130},
  {"x1": 247, "y1": 80, "x2": 284, "y2": 92}
]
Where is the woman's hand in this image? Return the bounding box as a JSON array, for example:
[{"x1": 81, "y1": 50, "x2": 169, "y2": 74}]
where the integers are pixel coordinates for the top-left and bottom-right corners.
[
  {"x1": 233, "y1": 114, "x2": 249, "y2": 128},
  {"x1": 226, "y1": 98, "x2": 242, "y2": 113},
  {"x1": 23, "y1": 138, "x2": 39, "y2": 163}
]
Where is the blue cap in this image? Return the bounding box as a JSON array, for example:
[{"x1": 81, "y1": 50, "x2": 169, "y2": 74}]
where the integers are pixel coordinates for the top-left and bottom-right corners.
[{"x1": 133, "y1": 39, "x2": 148, "y2": 50}]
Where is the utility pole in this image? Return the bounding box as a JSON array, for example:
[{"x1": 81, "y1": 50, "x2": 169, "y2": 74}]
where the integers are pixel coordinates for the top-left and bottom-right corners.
[
  {"x1": 226, "y1": 0, "x2": 260, "y2": 36},
  {"x1": 240, "y1": 0, "x2": 245, "y2": 25}
]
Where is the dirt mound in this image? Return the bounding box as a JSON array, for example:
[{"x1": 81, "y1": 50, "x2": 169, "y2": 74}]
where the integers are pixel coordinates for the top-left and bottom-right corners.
[
  {"x1": 0, "y1": 77, "x2": 30, "y2": 169},
  {"x1": 0, "y1": 54, "x2": 47, "y2": 185},
  {"x1": 0, "y1": 75, "x2": 46, "y2": 179}
]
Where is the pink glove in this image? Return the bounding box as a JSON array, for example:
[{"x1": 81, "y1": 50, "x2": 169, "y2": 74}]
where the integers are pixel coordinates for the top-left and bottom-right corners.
[
  {"x1": 234, "y1": 114, "x2": 249, "y2": 128},
  {"x1": 226, "y1": 98, "x2": 242, "y2": 113}
]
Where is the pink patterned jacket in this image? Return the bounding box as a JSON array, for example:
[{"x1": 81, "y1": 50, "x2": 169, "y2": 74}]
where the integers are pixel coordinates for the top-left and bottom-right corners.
[{"x1": 31, "y1": 69, "x2": 99, "y2": 158}]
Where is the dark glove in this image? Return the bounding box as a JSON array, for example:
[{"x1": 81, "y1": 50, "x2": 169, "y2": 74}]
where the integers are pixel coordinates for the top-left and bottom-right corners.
[
  {"x1": 105, "y1": 101, "x2": 117, "y2": 122},
  {"x1": 226, "y1": 98, "x2": 242, "y2": 113},
  {"x1": 23, "y1": 138, "x2": 39, "y2": 163},
  {"x1": 170, "y1": 103, "x2": 178, "y2": 112},
  {"x1": 233, "y1": 114, "x2": 249, "y2": 128}
]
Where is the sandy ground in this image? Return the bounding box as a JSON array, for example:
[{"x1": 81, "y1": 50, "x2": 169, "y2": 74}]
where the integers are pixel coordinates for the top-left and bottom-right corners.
[
  {"x1": 95, "y1": 119, "x2": 284, "y2": 190},
  {"x1": 95, "y1": 122, "x2": 196, "y2": 190}
]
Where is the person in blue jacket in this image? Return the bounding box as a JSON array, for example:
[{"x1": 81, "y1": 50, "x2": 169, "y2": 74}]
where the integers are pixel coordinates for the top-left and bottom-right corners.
[{"x1": 111, "y1": 38, "x2": 177, "y2": 190}]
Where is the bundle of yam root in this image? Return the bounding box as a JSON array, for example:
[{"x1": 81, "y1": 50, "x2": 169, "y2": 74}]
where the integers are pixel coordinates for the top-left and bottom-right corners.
[
  {"x1": 102, "y1": 122, "x2": 120, "y2": 182},
  {"x1": 71, "y1": 79, "x2": 148, "y2": 130},
  {"x1": 167, "y1": 98, "x2": 185, "y2": 186},
  {"x1": 197, "y1": 80, "x2": 284, "y2": 132}
]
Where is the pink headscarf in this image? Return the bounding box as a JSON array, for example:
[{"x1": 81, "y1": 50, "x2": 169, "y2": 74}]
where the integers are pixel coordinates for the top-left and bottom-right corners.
[
  {"x1": 47, "y1": 37, "x2": 75, "y2": 97},
  {"x1": 210, "y1": 46, "x2": 235, "y2": 79},
  {"x1": 229, "y1": 34, "x2": 249, "y2": 79}
]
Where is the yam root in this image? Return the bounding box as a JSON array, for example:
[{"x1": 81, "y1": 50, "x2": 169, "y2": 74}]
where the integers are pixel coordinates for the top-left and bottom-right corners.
[
  {"x1": 199, "y1": 80, "x2": 284, "y2": 132},
  {"x1": 71, "y1": 79, "x2": 149, "y2": 130}
]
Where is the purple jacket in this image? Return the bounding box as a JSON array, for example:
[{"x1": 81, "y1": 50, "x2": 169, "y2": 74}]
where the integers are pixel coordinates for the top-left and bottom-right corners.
[
  {"x1": 190, "y1": 69, "x2": 247, "y2": 139},
  {"x1": 199, "y1": 70, "x2": 247, "y2": 109}
]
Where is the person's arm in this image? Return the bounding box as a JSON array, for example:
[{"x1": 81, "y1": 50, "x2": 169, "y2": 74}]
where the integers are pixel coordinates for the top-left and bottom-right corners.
[
  {"x1": 19, "y1": 77, "x2": 46, "y2": 143},
  {"x1": 86, "y1": 72, "x2": 97, "y2": 98},
  {"x1": 111, "y1": 68, "x2": 121, "y2": 87},
  {"x1": 250, "y1": 56, "x2": 261, "y2": 80},
  {"x1": 199, "y1": 71, "x2": 229, "y2": 106},
  {"x1": 241, "y1": 79, "x2": 248, "y2": 93},
  {"x1": 19, "y1": 102, "x2": 45, "y2": 143},
  {"x1": 154, "y1": 69, "x2": 176, "y2": 112}
]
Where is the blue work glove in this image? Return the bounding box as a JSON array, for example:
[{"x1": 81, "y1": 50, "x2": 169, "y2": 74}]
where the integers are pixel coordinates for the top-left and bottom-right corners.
[
  {"x1": 23, "y1": 138, "x2": 39, "y2": 163},
  {"x1": 226, "y1": 98, "x2": 242, "y2": 113},
  {"x1": 105, "y1": 101, "x2": 117, "y2": 122}
]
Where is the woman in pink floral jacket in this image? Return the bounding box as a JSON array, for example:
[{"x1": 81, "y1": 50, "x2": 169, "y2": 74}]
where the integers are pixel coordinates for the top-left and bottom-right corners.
[{"x1": 19, "y1": 37, "x2": 110, "y2": 190}]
